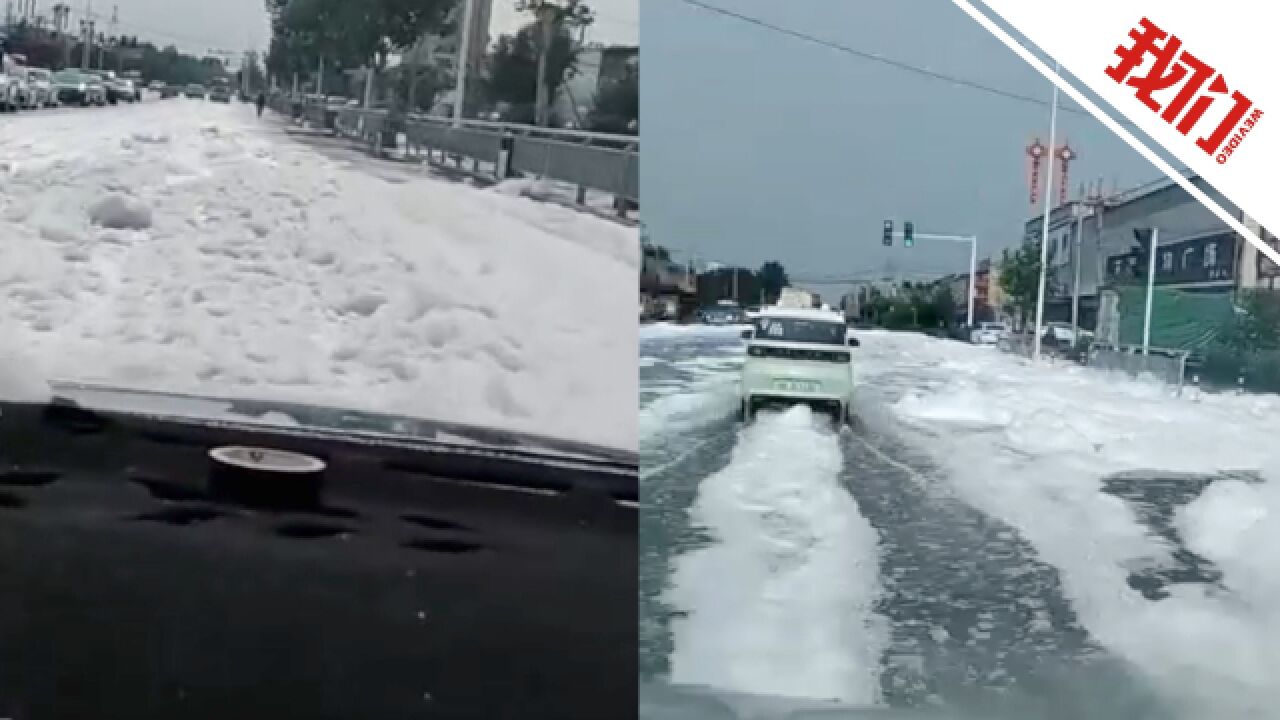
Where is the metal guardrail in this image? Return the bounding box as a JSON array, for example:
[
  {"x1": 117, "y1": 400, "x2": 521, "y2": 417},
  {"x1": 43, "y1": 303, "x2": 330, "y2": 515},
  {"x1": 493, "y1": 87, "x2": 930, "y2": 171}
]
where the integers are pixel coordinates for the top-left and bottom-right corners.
[
  {"x1": 1088, "y1": 344, "x2": 1189, "y2": 394},
  {"x1": 272, "y1": 94, "x2": 638, "y2": 211}
]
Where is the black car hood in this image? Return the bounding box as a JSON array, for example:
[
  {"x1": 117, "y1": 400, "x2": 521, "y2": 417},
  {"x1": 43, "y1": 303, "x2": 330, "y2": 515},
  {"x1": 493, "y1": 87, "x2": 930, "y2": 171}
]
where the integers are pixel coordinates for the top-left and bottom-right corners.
[{"x1": 47, "y1": 380, "x2": 637, "y2": 469}]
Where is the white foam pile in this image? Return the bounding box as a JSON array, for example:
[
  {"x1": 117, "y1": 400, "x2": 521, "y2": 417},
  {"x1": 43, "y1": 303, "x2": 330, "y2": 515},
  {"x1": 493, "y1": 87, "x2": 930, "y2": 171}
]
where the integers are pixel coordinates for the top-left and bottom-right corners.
[
  {"x1": 665, "y1": 406, "x2": 889, "y2": 704},
  {"x1": 857, "y1": 330, "x2": 1280, "y2": 715},
  {"x1": 0, "y1": 101, "x2": 638, "y2": 451}
]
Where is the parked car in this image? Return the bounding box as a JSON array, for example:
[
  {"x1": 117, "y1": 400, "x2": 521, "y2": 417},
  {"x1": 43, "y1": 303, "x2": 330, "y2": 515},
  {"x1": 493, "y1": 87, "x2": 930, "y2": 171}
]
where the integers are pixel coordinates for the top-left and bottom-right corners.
[
  {"x1": 3, "y1": 64, "x2": 32, "y2": 110},
  {"x1": 147, "y1": 79, "x2": 166, "y2": 92},
  {"x1": 739, "y1": 307, "x2": 860, "y2": 425},
  {"x1": 83, "y1": 72, "x2": 113, "y2": 105},
  {"x1": 970, "y1": 321, "x2": 1010, "y2": 345},
  {"x1": 183, "y1": 83, "x2": 206, "y2": 99},
  {"x1": 25, "y1": 67, "x2": 56, "y2": 107},
  {"x1": 6, "y1": 63, "x2": 37, "y2": 109},
  {"x1": 117, "y1": 78, "x2": 141, "y2": 102},
  {"x1": 96, "y1": 71, "x2": 134, "y2": 104},
  {"x1": 697, "y1": 301, "x2": 745, "y2": 325},
  {"x1": 51, "y1": 69, "x2": 105, "y2": 106},
  {"x1": 1041, "y1": 322, "x2": 1077, "y2": 351},
  {"x1": 209, "y1": 81, "x2": 232, "y2": 103},
  {"x1": 0, "y1": 71, "x2": 20, "y2": 111}
]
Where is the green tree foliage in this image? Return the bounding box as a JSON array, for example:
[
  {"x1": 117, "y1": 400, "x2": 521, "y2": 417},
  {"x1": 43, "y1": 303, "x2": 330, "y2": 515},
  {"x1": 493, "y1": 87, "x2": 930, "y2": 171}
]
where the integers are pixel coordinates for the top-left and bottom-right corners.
[
  {"x1": 695, "y1": 267, "x2": 761, "y2": 307},
  {"x1": 999, "y1": 240, "x2": 1042, "y2": 330},
  {"x1": 756, "y1": 261, "x2": 790, "y2": 304},
  {"x1": 483, "y1": 21, "x2": 578, "y2": 122},
  {"x1": 266, "y1": 0, "x2": 454, "y2": 81},
  {"x1": 1221, "y1": 290, "x2": 1280, "y2": 353},
  {"x1": 918, "y1": 285, "x2": 956, "y2": 329}
]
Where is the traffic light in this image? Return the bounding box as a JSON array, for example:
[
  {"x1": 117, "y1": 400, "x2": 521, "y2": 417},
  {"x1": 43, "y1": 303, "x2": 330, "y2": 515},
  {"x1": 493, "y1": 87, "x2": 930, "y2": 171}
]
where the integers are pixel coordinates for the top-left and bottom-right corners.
[
  {"x1": 882, "y1": 220, "x2": 893, "y2": 246},
  {"x1": 904, "y1": 221, "x2": 914, "y2": 248}
]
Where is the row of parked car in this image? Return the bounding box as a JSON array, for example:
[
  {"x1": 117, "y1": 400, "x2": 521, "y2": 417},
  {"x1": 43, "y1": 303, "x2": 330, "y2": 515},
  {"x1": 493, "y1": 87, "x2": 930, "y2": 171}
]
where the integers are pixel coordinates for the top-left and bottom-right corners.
[
  {"x1": 0, "y1": 64, "x2": 142, "y2": 111},
  {"x1": 149, "y1": 78, "x2": 234, "y2": 103}
]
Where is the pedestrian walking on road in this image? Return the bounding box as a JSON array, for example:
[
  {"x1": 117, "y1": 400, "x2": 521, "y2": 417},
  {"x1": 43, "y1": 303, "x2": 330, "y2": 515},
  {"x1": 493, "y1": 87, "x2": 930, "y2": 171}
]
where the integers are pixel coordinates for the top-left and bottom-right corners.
[{"x1": 256, "y1": 91, "x2": 266, "y2": 118}]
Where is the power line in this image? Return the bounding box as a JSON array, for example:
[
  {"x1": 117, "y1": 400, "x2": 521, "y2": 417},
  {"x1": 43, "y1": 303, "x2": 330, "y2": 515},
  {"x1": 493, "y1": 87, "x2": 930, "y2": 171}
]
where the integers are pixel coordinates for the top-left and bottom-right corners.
[{"x1": 671, "y1": 0, "x2": 1090, "y2": 116}]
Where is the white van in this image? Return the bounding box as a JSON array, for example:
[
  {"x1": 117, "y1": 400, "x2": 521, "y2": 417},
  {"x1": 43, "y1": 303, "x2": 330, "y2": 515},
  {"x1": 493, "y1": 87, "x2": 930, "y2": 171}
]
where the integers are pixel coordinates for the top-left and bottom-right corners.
[{"x1": 739, "y1": 306, "x2": 859, "y2": 424}]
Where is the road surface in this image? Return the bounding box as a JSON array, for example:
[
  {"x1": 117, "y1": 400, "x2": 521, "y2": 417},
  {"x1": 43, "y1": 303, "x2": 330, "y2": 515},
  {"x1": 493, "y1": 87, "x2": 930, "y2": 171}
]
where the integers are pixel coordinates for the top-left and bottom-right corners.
[
  {"x1": 640, "y1": 324, "x2": 1280, "y2": 718},
  {"x1": 0, "y1": 98, "x2": 637, "y2": 451}
]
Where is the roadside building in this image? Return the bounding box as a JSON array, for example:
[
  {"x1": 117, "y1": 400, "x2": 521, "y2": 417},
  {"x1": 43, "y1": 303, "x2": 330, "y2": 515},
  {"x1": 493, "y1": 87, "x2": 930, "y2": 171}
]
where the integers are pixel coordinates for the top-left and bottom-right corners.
[{"x1": 1023, "y1": 174, "x2": 1276, "y2": 348}]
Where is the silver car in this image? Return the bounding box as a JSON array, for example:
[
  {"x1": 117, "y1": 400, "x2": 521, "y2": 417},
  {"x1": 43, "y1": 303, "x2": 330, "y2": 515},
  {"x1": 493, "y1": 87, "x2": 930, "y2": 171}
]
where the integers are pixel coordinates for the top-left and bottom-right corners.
[
  {"x1": 0, "y1": 72, "x2": 18, "y2": 111},
  {"x1": 25, "y1": 67, "x2": 56, "y2": 107},
  {"x1": 970, "y1": 321, "x2": 1010, "y2": 345}
]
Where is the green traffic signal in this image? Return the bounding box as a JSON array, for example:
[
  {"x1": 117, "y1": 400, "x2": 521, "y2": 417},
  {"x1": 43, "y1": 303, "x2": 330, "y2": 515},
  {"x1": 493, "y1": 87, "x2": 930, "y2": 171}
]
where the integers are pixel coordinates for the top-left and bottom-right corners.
[{"x1": 904, "y1": 221, "x2": 914, "y2": 247}]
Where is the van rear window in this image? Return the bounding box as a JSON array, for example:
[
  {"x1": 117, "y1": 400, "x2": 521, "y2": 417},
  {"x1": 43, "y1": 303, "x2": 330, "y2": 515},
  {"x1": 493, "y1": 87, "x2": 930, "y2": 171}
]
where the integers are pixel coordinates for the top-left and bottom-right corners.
[{"x1": 754, "y1": 317, "x2": 846, "y2": 345}]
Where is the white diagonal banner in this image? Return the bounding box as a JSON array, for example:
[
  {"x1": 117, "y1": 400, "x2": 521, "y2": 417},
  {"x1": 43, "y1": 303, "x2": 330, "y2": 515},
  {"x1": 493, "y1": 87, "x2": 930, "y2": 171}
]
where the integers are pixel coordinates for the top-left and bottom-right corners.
[{"x1": 956, "y1": 0, "x2": 1280, "y2": 268}]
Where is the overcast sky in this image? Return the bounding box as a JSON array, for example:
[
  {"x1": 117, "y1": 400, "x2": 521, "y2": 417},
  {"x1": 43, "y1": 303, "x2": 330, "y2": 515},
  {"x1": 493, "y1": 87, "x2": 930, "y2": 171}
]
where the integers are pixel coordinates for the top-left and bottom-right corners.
[
  {"x1": 39, "y1": 0, "x2": 636, "y2": 61},
  {"x1": 643, "y1": 0, "x2": 1164, "y2": 288}
]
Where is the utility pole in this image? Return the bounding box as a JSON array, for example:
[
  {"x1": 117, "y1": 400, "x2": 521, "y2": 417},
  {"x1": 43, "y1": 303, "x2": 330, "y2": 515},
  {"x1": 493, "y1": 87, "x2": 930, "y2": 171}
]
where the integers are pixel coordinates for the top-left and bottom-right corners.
[
  {"x1": 453, "y1": 0, "x2": 475, "y2": 126},
  {"x1": 1142, "y1": 228, "x2": 1159, "y2": 355},
  {"x1": 98, "y1": 4, "x2": 115, "y2": 70},
  {"x1": 80, "y1": 15, "x2": 94, "y2": 70},
  {"x1": 533, "y1": 3, "x2": 557, "y2": 126},
  {"x1": 1032, "y1": 60, "x2": 1062, "y2": 362},
  {"x1": 1071, "y1": 199, "x2": 1084, "y2": 335}
]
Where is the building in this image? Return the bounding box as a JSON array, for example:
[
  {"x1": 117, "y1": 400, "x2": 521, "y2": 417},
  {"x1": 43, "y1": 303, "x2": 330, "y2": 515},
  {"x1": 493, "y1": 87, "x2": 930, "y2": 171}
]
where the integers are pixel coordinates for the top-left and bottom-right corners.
[
  {"x1": 974, "y1": 258, "x2": 1002, "y2": 312},
  {"x1": 1023, "y1": 174, "x2": 1275, "y2": 342}
]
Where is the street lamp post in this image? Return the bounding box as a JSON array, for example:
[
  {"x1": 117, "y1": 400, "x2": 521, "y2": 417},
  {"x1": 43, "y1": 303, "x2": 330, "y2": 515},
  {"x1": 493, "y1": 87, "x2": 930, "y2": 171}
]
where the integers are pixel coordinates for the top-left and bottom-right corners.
[
  {"x1": 1142, "y1": 227, "x2": 1159, "y2": 355},
  {"x1": 1032, "y1": 60, "x2": 1062, "y2": 362},
  {"x1": 1071, "y1": 201, "x2": 1084, "y2": 335}
]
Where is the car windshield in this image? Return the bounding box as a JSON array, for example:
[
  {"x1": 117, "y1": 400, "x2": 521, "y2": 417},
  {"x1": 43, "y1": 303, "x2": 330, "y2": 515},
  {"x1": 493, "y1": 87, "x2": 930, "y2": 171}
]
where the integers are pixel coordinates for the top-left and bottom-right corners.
[
  {"x1": 754, "y1": 316, "x2": 846, "y2": 344},
  {"x1": 0, "y1": 6, "x2": 636, "y2": 459}
]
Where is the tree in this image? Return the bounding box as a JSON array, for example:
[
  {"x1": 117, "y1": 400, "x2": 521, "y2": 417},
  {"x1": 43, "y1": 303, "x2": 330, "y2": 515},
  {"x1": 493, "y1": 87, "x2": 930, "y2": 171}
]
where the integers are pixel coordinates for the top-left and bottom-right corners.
[
  {"x1": 1221, "y1": 290, "x2": 1280, "y2": 353},
  {"x1": 999, "y1": 240, "x2": 1042, "y2": 330},
  {"x1": 513, "y1": 0, "x2": 593, "y2": 125},
  {"x1": 756, "y1": 261, "x2": 789, "y2": 304},
  {"x1": 266, "y1": 0, "x2": 453, "y2": 102},
  {"x1": 923, "y1": 285, "x2": 957, "y2": 328},
  {"x1": 484, "y1": 21, "x2": 579, "y2": 123},
  {"x1": 390, "y1": 61, "x2": 449, "y2": 112},
  {"x1": 695, "y1": 268, "x2": 760, "y2": 307}
]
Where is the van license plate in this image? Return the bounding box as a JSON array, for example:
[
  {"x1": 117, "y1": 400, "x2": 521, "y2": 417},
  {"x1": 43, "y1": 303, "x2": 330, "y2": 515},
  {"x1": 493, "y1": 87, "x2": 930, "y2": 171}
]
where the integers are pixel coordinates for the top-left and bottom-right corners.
[{"x1": 773, "y1": 379, "x2": 819, "y2": 393}]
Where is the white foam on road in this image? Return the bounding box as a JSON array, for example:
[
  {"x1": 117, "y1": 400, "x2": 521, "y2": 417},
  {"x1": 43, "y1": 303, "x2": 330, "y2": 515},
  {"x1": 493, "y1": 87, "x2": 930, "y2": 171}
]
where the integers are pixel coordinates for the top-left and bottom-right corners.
[
  {"x1": 666, "y1": 406, "x2": 889, "y2": 705},
  {"x1": 855, "y1": 330, "x2": 1280, "y2": 715},
  {"x1": 0, "y1": 101, "x2": 637, "y2": 451},
  {"x1": 640, "y1": 322, "x2": 751, "y2": 341}
]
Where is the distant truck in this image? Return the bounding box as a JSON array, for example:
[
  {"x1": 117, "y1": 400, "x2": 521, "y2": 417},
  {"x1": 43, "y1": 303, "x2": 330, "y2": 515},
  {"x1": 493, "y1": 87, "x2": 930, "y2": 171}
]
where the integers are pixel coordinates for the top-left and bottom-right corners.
[{"x1": 776, "y1": 287, "x2": 816, "y2": 309}]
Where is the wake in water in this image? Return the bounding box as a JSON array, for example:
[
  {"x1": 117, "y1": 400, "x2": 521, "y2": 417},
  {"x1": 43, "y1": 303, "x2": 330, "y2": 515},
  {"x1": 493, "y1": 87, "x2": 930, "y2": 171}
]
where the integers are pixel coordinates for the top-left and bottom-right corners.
[{"x1": 665, "y1": 405, "x2": 889, "y2": 704}]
